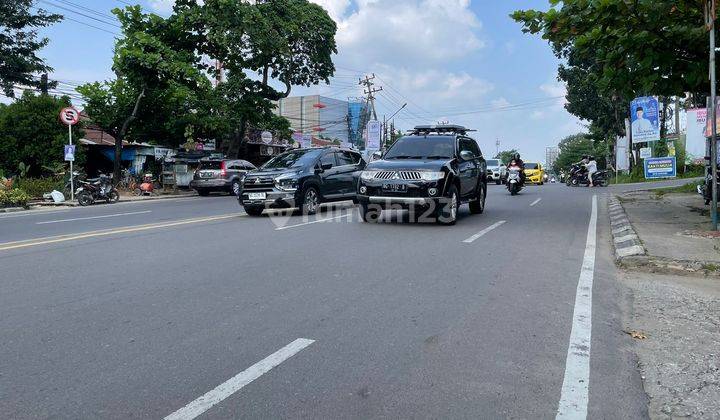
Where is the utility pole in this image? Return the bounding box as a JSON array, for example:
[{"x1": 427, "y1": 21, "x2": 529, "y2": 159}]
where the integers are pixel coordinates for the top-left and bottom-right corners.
[
  {"x1": 707, "y1": 0, "x2": 718, "y2": 230},
  {"x1": 496, "y1": 139, "x2": 500, "y2": 157},
  {"x1": 359, "y1": 74, "x2": 382, "y2": 121},
  {"x1": 40, "y1": 73, "x2": 48, "y2": 95}
]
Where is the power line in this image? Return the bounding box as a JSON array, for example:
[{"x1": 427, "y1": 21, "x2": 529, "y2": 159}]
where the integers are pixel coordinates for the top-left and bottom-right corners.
[{"x1": 37, "y1": 0, "x2": 122, "y2": 28}]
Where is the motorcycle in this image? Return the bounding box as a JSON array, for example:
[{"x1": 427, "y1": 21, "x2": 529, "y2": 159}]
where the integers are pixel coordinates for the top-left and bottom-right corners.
[
  {"x1": 75, "y1": 174, "x2": 119, "y2": 206},
  {"x1": 698, "y1": 169, "x2": 717, "y2": 205},
  {"x1": 567, "y1": 163, "x2": 583, "y2": 186},
  {"x1": 506, "y1": 166, "x2": 524, "y2": 195},
  {"x1": 134, "y1": 173, "x2": 156, "y2": 196},
  {"x1": 567, "y1": 164, "x2": 609, "y2": 187}
]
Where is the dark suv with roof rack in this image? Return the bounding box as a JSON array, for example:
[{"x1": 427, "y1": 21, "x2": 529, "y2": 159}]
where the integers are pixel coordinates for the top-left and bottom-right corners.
[
  {"x1": 357, "y1": 125, "x2": 487, "y2": 225},
  {"x1": 239, "y1": 147, "x2": 365, "y2": 216}
]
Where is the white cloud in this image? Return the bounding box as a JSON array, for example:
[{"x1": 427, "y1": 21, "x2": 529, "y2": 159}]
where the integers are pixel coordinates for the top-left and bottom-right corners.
[
  {"x1": 311, "y1": 0, "x2": 352, "y2": 22},
  {"x1": 539, "y1": 80, "x2": 567, "y2": 99},
  {"x1": 333, "y1": 0, "x2": 484, "y2": 66},
  {"x1": 491, "y1": 97, "x2": 511, "y2": 108},
  {"x1": 148, "y1": 0, "x2": 175, "y2": 14}
]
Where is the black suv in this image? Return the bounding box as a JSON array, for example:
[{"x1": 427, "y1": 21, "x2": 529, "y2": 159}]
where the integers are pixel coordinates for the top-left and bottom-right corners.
[
  {"x1": 239, "y1": 147, "x2": 365, "y2": 216},
  {"x1": 357, "y1": 125, "x2": 487, "y2": 225}
]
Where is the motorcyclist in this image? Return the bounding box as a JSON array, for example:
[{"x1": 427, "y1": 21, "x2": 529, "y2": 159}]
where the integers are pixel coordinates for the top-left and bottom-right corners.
[
  {"x1": 584, "y1": 156, "x2": 598, "y2": 187},
  {"x1": 508, "y1": 153, "x2": 526, "y2": 184}
]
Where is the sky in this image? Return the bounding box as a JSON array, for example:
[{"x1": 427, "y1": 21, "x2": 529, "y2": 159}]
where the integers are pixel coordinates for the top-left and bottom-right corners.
[{"x1": 25, "y1": 0, "x2": 583, "y2": 163}]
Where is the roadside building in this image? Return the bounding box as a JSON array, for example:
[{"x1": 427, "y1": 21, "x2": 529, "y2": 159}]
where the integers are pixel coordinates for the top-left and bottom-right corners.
[{"x1": 275, "y1": 95, "x2": 352, "y2": 146}]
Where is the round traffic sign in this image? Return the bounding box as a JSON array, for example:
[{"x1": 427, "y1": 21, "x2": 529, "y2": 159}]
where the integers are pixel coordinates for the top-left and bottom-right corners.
[{"x1": 59, "y1": 107, "x2": 80, "y2": 126}]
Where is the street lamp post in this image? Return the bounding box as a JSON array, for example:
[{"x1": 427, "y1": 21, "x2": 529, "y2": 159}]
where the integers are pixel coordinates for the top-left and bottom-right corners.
[
  {"x1": 708, "y1": 0, "x2": 718, "y2": 230},
  {"x1": 385, "y1": 103, "x2": 407, "y2": 147}
]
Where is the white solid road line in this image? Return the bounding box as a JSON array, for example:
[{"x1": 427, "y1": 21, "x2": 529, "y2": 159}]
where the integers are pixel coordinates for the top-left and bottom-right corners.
[
  {"x1": 462, "y1": 220, "x2": 506, "y2": 243},
  {"x1": 275, "y1": 214, "x2": 350, "y2": 231},
  {"x1": 556, "y1": 194, "x2": 597, "y2": 420},
  {"x1": 164, "y1": 338, "x2": 315, "y2": 420},
  {"x1": 35, "y1": 210, "x2": 152, "y2": 224},
  {"x1": 530, "y1": 198, "x2": 542, "y2": 207}
]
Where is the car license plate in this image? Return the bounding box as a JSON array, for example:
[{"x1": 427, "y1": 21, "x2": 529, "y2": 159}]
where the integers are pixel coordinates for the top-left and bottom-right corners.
[
  {"x1": 201, "y1": 172, "x2": 214, "y2": 178},
  {"x1": 248, "y1": 192, "x2": 266, "y2": 200},
  {"x1": 382, "y1": 184, "x2": 407, "y2": 192}
]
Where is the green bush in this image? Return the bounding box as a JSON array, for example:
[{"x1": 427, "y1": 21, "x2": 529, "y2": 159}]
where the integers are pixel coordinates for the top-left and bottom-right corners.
[
  {"x1": 0, "y1": 188, "x2": 30, "y2": 207},
  {"x1": 16, "y1": 177, "x2": 63, "y2": 198}
]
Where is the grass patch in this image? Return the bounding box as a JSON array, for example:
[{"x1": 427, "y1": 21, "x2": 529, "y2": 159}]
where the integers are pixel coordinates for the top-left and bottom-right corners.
[
  {"x1": 609, "y1": 167, "x2": 703, "y2": 184},
  {"x1": 653, "y1": 180, "x2": 703, "y2": 196},
  {"x1": 702, "y1": 263, "x2": 720, "y2": 272}
]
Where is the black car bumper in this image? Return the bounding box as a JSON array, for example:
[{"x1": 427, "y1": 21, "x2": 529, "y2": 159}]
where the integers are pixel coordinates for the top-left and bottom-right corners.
[
  {"x1": 357, "y1": 179, "x2": 443, "y2": 209},
  {"x1": 239, "y1": 189, "x2": 299, "y2": 208}
]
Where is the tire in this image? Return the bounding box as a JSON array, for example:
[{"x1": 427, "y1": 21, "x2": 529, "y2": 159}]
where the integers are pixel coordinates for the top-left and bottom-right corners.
[
  {"x1": 301, "y1": 186, "x2": 320, "y2": 215},
  {"x1": 231, "y1": 180, "x2": 241, "y2": 196},
  {"x1": 77, "y1": 191, "x2": 93, "y2": 206},
  {"x1": 197, "y1": 189, "x2": 210, "y2": 196},
  {"x1": 244, "y1": 205, "x2": 264, "y2": 216},
  {"x1": 469, "y1": 183, "x2": 486, "y2": 214},
  {"x1": 598, "y1": 178, "x2": 609, "y2": 187},
  {"x1": 360, "y1": 203, "x2": 380, "y2": 223},
  {"x1": 436, "y1": 184, "x2": 458, "y2": 225},
  {"x1": 495, "y1": 179, "x2": 501, "y2": 185},
  {"x1": 539, "y1": 181, "x2": 544, "y2": 186},
  {"x1": 107, "y1": 189, "x2": 120, "y2": 203}
]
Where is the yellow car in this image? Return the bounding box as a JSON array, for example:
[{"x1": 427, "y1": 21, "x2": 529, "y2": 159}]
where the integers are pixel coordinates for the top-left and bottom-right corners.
[{"x1": 524, "y1": 162, "x2": 545, "y2": 185}]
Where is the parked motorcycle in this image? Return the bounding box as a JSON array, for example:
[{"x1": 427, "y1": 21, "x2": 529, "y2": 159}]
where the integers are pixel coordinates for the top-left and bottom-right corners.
[
  {"x1": 75, "y1": 174, "x2": 119, "y2": 206},
  {"x1": 134, "y1": 173, "x2": 156, "y2": 196},
  {"x1": 698, "y1": 168, "x2": 717, "y2": 205},
  {"x1": 506, "y1": 166, "x2": 524, "y2": 195}
]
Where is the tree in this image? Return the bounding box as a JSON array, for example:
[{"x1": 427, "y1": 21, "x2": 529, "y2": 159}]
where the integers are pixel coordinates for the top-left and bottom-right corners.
[
  {"x1": 78, "y1": 5, "x2": 209, "y2": 181},
  {"x1": 189, "y1": 0, "x2": 337, "y2": 156},
  {"x1": 0, "y1": 90, "x2": 83, "y2": 176},
  {"x1": 0, "y1": 0, "x2": 62, "y2": 97},
  {"x1": 495, "y1": 149, "x2": 520, "y2": 165},
  {"x1": 512, "y1": 1, "x2": 714, "y2": 168},
  {"x1": 553, "y1": 133, "x2": 607, "y2": 173}
]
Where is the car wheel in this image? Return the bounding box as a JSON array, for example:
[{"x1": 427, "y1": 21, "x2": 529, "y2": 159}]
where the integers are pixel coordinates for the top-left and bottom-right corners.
[
  {"x1": 360, "y1": 203, "x2": 380, "y2": 223},
  {"x1": 301, "y1": 186, "x2": 320, "y2": 215},
  {"x1": 197, "y1": 189, "x2": 210, "y2": 196},
  {"x1": 495, "y1": 178, "x2": 501, "y2": 185},
  {"x1": 231, "y1": 180, "x2": 241, "y2": 196},
  {"x1": 436, "y1": 184, "x2": 458, "y2": 225},
  {"x1": 469, "y1": 183, "x2": 486, "y2": 214},
  {"x1": 244, "y1": 205, "x2": 264, "y2": 216}
]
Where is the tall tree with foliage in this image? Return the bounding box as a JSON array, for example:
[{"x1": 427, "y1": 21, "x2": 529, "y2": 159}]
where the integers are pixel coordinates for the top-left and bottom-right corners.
[
  {"x1": 495, "y1": 149, "x2": 520, "y2": 165},
  {"x1": 0, "y1": 91, "x2": 83, "y2": 176},
  {"x1": 0, "y1": 0, "x2": 62, "y2": 97},
  {"x1": 181, "y1": 0, "x2": 337, "y2": 156},
  {"x1": 553, "y1": 133, "x2": 607, "y2": 173},
  {"x1": 512, "y1": 0, "x2": 712, "y2": 157},
  {"x1": 78, "y1": 5, "x2": 209, "y2": 181}
]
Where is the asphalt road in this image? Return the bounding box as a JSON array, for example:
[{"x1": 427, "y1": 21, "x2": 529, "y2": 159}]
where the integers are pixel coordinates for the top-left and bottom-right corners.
[{"x1": 0, "y1": 179, "x2": 695, "y2": 419}]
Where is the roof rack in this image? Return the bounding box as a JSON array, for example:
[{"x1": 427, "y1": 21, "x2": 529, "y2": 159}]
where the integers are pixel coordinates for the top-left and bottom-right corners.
[{"x1": 409, "y1": 124, "x2": 476, "y2": 136}]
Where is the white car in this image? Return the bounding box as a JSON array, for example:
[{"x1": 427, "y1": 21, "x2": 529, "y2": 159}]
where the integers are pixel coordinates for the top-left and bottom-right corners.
[{"x1": 486, "y1": 159, "x2": 507, "y2": 185}]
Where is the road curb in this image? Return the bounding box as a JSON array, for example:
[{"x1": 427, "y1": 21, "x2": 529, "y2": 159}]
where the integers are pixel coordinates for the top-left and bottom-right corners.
[
  {"x1": 608, "y1": 196, "x2": 646, "y2": 260},
  {"x1": 0, "y1": 206, "x2": 28, "y2": 213}
]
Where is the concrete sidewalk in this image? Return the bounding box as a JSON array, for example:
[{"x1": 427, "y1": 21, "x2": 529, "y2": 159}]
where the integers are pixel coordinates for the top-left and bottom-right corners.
[
  {"x1": 613, "y1": 190, "x2": 720, "y2": 275},
  {"x1": 1, "y1": 190, "x2": 199, "y2": 213}
]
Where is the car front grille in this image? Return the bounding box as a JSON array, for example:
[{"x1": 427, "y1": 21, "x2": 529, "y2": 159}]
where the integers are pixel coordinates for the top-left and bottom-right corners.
[
  {"x1": 373, "y1": 171, "x2": 422, "y2": 180},
  {"x1": 243, "y1": 177, "x2": 275, "y2": 191}
]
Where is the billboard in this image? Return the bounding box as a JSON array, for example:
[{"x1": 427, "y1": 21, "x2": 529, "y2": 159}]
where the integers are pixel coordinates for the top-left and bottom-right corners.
[
  {"x1": 366, "y1": 120, "x2": 382, "y2": 151},
  {"x1": 686, "y1": 109, "x2": 707, "y2": 161},
  {"x1": 630, "y1": 96, "x2": 660, "y2": 143},
  {"x1": 644, "y1": 157, "x2": 677, "y2": 179}
]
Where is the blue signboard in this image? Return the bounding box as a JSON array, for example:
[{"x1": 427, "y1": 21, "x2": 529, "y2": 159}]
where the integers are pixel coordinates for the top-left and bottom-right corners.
[
  {"x1": 630, "y1": 96, "x2": 660, "y2": 143},
  {"x1": 644, "y1": 157, "x2": 676, "y2": 179}
]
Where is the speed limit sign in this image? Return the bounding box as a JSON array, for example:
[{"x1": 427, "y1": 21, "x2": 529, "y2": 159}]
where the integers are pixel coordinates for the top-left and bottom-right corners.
[{"x1": 59, "y1": 107, "x2": 80, "y2": 126}]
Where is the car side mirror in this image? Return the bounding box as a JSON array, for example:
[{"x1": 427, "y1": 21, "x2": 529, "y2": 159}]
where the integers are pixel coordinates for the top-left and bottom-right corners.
[
  {"x1": 371, "y1": 151, "x2": 382, "y2": 160},
  {"x1": 459, "y1": 150, "x2": 474, "y2": 161}
]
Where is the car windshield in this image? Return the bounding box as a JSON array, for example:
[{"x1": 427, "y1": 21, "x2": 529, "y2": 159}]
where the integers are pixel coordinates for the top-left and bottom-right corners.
[
  {"x1": 199, "y1": 161, "x2": 223, "y2": 170},
  {"x1": 261, "y1": 149, "x2": 322, "y2": 169},
  {"x1": 525, "y1": 163, "x2": 539, "y2": 169},
  {"x1": 486, "y1": 159, "x2": 499, "y2": 166},
  {"x1": 384, "y1": 136, "x2": 455, "y2": 159}
]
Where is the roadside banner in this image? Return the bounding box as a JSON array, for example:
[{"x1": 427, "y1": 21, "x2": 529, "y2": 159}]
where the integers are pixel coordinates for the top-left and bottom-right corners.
[
  {"x1": 64, "y1": 145, "x2": 75, "y2": 161},
  {"x1": 644, "y1": 157, "x2": 677, "y2": 179},
  {"x1": 301, "y1": 133, "x2": 312, "y2": 148},
  {"x1": 630, "y1": 96, "x2": 660, "y2": 143},
  {"x1": 705, "y1": 101, "x2": 720, "y2": 138},
  {"x1": 366, "y1": 120, "x2": 381, "y2": 151},
  {"x1": 639, "y1": 147, "x2": 652, "y2": 159},
  {"x1": 615, "y1": 118, "x2": 630, "y2": 171},
  {"x1": 686, "y1": 109, "x2": 707, "y2": 160}
]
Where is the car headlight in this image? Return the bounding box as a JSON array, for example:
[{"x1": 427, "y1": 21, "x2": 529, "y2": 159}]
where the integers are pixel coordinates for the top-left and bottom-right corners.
[
  {"x1": 274, "y1": 177, "x2": 298, "y2": 192},
  {"x1": 419, "y1": 171, "x2": 444, "y2": 181},
  {"x1": 360, "y1": 170, "x2": 379, "y2": 181}
]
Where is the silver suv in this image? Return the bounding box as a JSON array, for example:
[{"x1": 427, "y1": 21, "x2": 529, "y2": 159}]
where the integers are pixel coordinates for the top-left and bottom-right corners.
[
  {"x1": 486, "y1": 159, "x2": 507, "y2": 185},
  {"x1": 190, "y1": 159, "x2": 256, "y2": 196}
]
